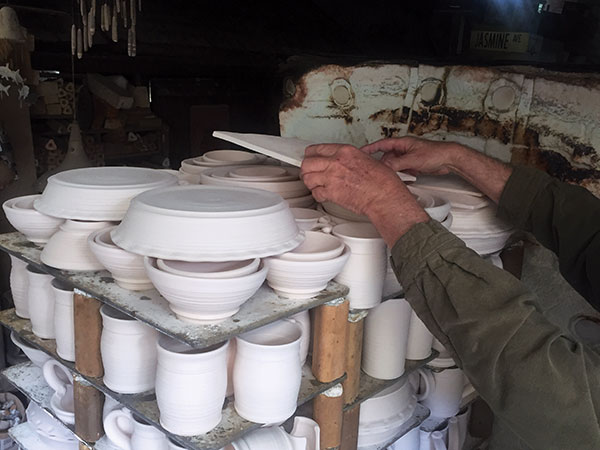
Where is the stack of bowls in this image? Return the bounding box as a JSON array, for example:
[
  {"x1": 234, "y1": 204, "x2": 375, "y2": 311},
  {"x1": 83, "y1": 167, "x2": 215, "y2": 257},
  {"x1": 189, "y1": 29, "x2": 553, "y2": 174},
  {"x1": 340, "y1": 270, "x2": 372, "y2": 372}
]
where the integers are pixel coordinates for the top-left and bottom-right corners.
[
  {"x1": 2, "y1": 194, "x2": 64, "y2": 244},
  {"x1": 449, "y1": 204, "x2": 513, "y2": 255},
  {"x1": 179, "y1": 150, "x2": 266, "y2": 183},
  {"x1": 264, "y1": 231, "x2": 350, "y2": 299},
  {"x1": 200, "y1": 165, "x2": 314, "y2": 208}
]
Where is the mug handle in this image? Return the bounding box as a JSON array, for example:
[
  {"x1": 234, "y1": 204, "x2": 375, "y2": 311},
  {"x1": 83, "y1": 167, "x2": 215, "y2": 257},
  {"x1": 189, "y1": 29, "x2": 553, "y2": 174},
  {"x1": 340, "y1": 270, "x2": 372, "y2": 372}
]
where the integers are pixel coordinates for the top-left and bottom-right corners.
[
  {"x1": 104, "y1": 409, "x2": 134, "y2": 450},
  {"x1": 42, "y1": 359, "x2": 72, "y2": 398},
  {"x1": 416, "y1": 368, "x2": 434, "y2": 401},
  {"x1": 431, "y1": 431, "x2": 448, "y2": 450}
]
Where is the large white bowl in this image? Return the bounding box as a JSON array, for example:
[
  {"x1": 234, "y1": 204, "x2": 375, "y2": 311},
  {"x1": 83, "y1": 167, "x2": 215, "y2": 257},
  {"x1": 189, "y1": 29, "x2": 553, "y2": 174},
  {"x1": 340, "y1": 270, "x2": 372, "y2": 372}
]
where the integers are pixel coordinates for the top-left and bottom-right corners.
[
  {"x1": 144, "y1": 257, "x2": 268, "y2": 323},
  {"x1": 112, "y1": 186, "x2": 304, "y2": 262},
  {"x1": 34, "y1": 167, "x2": 178, "y2": 221},
  {"x1": 2, "y1": 195, "x2": 64, "y2": 243},
  {"x1": 87, "y1": 227, "x2": 153, "y2": 290},
  {"x1": 10, "y1": 332, "x2": 52, "y2": 368},
  {"x1": 156, "y1": 258, "x2": 260, "y2": 279},
  {"x1": 278, "y1": 231, "x2": 344, "y2": 262},
  {"x1": 264, "y1": 246, "x2": 350, "y2": 298}
]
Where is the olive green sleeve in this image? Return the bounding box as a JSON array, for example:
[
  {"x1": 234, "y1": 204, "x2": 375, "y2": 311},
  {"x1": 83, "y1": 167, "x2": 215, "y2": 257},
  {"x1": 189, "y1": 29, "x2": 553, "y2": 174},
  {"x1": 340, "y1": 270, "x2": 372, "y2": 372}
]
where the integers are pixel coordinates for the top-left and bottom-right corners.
[
  {"x1": 498, "y1": 166, "x2": 600, "y2": 311},
  {"x1": 391, "y1": 221, "x2": 600, "y2": 450}
]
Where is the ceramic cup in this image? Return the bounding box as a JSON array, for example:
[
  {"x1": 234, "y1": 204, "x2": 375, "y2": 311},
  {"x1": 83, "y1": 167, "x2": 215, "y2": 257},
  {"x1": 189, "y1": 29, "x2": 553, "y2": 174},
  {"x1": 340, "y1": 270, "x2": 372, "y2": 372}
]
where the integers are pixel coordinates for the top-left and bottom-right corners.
[
  {"x1": 52, "y1": 279, "x2": 75, "y2": 362},
  {"x1": 9, "y1": 255, "x2": 29, "y2": 318},
  {"x1": 27, "y1": 265, "x2": 55, "y2": 339},
  {"x1": 43, "y1": 359, "x2": 75, "y2": 425},
  {"x1": 100, "y1": 305, "x2": 159, "y2": 394},
  {"x1": 234, "y1": 320, "x2": 302, "y2": 424},
  {"x1": 388, "y1": 426, "x2": 420, "y2": 450},
  {"x1": 156, "y1": 336, "x2": 229, "y2": 435},
  {"x1": 406, "y1": 309, "x2": 434, "y2": 360},
  {"x1": 104, "y1": 408, "x2": 169, "y2": 450},
  {"x1": 419, "y1": 423, "x2": 449, "y2": 450},
  {"x1": 285, "y1": 310, "x2": 311, "y2": 366},
  {"x1": 333, "y1": 223, "x2": 387, "y2": 309},
  {"x1": 362, "y1": 298, "x2": 412, "y2": 380},
  {"x1": 417, "y1": 358, "x2": 466, "y2": 419}
]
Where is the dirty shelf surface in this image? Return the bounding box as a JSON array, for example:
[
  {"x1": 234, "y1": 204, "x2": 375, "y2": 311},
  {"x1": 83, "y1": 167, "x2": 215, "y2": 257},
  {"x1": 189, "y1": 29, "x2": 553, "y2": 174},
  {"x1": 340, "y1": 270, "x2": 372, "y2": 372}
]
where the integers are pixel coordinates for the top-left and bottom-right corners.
[{"x1": 0, "y1": 232, "x2": 348, "y2": 349}]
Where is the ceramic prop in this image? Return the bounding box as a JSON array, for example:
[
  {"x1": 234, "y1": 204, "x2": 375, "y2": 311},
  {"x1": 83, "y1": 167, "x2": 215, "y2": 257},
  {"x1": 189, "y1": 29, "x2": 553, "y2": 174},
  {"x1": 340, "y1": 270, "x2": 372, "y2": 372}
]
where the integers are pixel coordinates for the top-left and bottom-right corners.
[
  {"x1": 10, "y1": 332, "x2": 52, "y2": 367},
  {"x1": 417, "y1": 358, "x2": 466, "y2": 419},
  {"x1": 230, "y1": 416, "x2": 320, "y2": 450},
  {"x1": 2, "y1": 194, "x2": 64, "y2": 243},
  {"x1": 234, "y1": 320, "x2": 302, "y2": 424},
  {"x1": 52, "y1": 279, "x2": 75, "y2": 362},
  {"x1": 155, "y1": 336, "x2": 229, "y2": 435},
  {"x1": 43, "y1": 359, "x2": 75, "y2": 425},
  {"x1": 406, "y1": 309, "x2": 435, "y2": 360},
  {"x1": 104, "y1": 408, "x2": 169, "y2": 450},
  {"x1": 100, "y1": 305, "x2": 159, "y2": 394},
  {"x1": 27, "y1": 265, "x2": 55, "y2": 339},
  {"x1": 9, "y1": 254, "x2": 29, "y2": 318}
]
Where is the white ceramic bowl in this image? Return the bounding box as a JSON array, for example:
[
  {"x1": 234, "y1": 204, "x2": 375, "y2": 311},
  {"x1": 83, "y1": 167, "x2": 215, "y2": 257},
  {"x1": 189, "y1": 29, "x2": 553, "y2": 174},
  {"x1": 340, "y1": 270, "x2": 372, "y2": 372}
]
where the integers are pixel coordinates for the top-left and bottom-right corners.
[
  {"x1": 264, "y1": 245, "x2": 350, "y2": 298},
  {"x1": 112, "y1": 186, "x2": 304, "y2": 262},
  {"x1": 181, "y1": 158, "x2": 212, "y2": 175},
  {"x1": 10, "y1": 332, "x2": 52, "y2": 368},
  {"x1": 178, "y1": 167, "x2": 203, "y2": 184},
  {"x1": 360, "y1": 379, "x2": 415, "y2": 425},
  {"x1": 156, "y1": 258, "x2": 260, "y2": 279},
  {"x1": 278, "y1": 231, "x2": 344, "y2": 262},
  {"x1": 2, "y1": 195, "x2": 64, "y2": 243},
  {"x1": 286, "y1": 194, "x2": 315, "y2": 209},
  {"x1": 87, "y1": 227, "x2": 153, "y2": 290},
  {"x1": 202, "y1": 150, "x2": 263, "y2": 164},
  {"x1": 144, "y1": 257, "x2": 268, "y2": 323},
  {"x1": 229, "y1": 166, "x2": 294, "y2": 182},
  {"x1": 290, "y1": 208, "x2": 325, "y2": 231}
]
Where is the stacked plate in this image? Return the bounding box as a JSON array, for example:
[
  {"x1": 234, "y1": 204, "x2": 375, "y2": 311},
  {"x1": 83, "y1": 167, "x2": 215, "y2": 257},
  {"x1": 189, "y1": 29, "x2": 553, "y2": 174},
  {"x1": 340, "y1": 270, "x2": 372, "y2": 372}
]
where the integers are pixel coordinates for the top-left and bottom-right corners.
[
  {"x1": 200, "y1": 165, "x2": 314, "y2": 208},
  {"x1": 179, "y1": 150, "x2": 266, "y2": 183}
]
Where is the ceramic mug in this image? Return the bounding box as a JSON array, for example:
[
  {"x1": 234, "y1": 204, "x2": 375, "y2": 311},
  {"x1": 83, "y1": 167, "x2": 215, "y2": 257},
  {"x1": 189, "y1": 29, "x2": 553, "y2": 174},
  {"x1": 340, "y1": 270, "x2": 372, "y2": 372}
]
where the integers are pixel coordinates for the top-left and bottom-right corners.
[
  {"x1": 155, "y1": 336, "x2": 229, "y2": 435},
  {"x1": 234, "y1": 320, "x2": 302, "y2": 424},
  {"x1": 417, "y1": 359, "x2": 466, "y2": 419},
  {"x1": 362, "y1": 298, "x2": 412, "y2": 379},
  {"x1": 388, "y1": 426, "x2": 419, "y2": 450},
  {"x1": 43, "y1": 359, "x2": 75, "y2": 425},
  {"x1": 285, "y1": 310, "x2": 311, "y2": 366},
  {"x1": 100, "y1": 305, "x2": 159, "y2": 394},
  {"x1": 27, "y1": 265, "x2": 55, "y2": 339},
  {"x1": 52, "y1": 279, "x2": 75, "y2": 362},
  {"x1": 406, "y1": 309, "x2": 434, "y2": 360},
  {"x1": 9, "y1": 255, "x2": 29, "y2": 318},
  {"x1": 420, "y1": 423, "x2": 448, "y2": 450},
  {"x1": 104, "y1": 408, "x2": 168, "y2": 450}
]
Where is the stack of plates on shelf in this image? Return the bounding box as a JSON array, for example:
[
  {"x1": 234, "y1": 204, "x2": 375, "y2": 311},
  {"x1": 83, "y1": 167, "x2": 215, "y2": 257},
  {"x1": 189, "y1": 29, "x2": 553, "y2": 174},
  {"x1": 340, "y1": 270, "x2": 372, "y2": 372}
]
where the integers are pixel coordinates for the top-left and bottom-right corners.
[
  {"x1": 200, "y1": 165, "x2": 314, "y2": 208},
  {"x1": 179, "y1": 150, "x2": 266, "y2": 183}
]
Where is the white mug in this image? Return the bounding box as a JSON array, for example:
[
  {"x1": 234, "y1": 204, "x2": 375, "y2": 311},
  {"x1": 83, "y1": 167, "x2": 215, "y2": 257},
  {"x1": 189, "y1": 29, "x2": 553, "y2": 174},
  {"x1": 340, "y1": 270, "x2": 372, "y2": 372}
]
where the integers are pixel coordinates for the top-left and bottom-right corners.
[
  {"x1": 52, "y1": 279, "x2": 75, "y2": 362},
  {"x1": 9, "y1": 255, "x2": 29, "y2": 318},
  {"x1": 417, "y1": 360, "x2": 465, "y2": 419},
  {"x1": 104, "y1": 408, "x2": 168, "y2": 450},
  {"x1": 43, "y1": 359, "x2": 75, "y2": 425},
  {"x1": 27, "y1": 265, "x2": 55, "y2": 339},
  {"x1": 406, "y1": 309, "x2": 434, "y2": 360}
]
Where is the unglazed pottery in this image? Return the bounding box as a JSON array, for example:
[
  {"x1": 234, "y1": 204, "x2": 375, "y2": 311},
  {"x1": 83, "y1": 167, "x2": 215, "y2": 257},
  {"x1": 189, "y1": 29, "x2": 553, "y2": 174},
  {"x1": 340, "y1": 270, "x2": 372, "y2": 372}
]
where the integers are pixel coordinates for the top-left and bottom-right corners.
[
  {"x1": 362, "y1": 298, "x2": 412, "y2": 380},
  {"x1": 234, "y1": 320, "x2": 302, "y2": 424},
  {"x1": 88, "y1": 227, "x2": 153, "y2": 290},
  {"x1": 290, "y1": 208, "x2": 326, "y2": 231},
  {"x1": 264, "y1": 246, "x2": 350, "y2": 299},
  {"x1": 26, "y1": 402, "x2": 78, "y2": 450},
  {"x1": 455, "y1": 405, "x2": 472, "y2": 450},
  {"x1": 2, "y1": 194, "x2": 64, "y2": 243},
  {"x1": 286, "y1": 194, "x2": 316, "y2": 209},
  {"x1": 112, "y1": 186, "x2": 304, "y2": 261},
  {"x1": 41, "y1": 220, "x2": 113, "y2": 271},
  {"x1": 202, "y1": 150, "x2": 264, "y2": 164},
  {"x1": 27, "y1": 265, "x2": 55, "y2": 339},
  {"x1": 43, "y1": 359, "x2": 75, "y2": 425},
  {"x1": 145, "y1": 257, "x2": 267, "y2": 323},
  {"x1": 333, "y1": 223, "x2": 387, "y2": 309},
  {"x1": 52, "y1": 279, "x2": 75, "y2": 362},
  {"x1": 406, "y1": 309, "x2": 435, "y2": 360},
  {"x1": 104, "y1": 409, "x2": 169, "y2": 450},
  {"x1": 156, "y1": 336, "x2": 229, "y2": 435},
  {"x1": 34, "y1": 167, "x2": 178, "y2": 220},
  {"x1": 417, "y1": 358, "x2": 466, "y2": 419},
  {"x1": 10, "y1": 332, "x2": 52, "y2": 367},
  {"x1": 9, "y1": 254, "x2": 29, "y2": 318},
  {"x1": 100, "y1": 305, "x2": 159, "y2": 394},
  {"x1": 156, "y1": 258, "x2": 260, "y2": 279},
  {"x1": 229, "y1": 165, "x2": 292, "y2": 181},
  {"x1": 231, "y1": 416, "x2": 320, "y2": 450},
  {"x1": 449, "y1": 204, "x2": 513, "y2": 255},
  {"x1": 278, "y1": 231, "x2": 344, "y2": 262},
  {"x1": 387, "y1": 426, "x2": 420, "y2": 450},
  {"x1": 285, "y1": 310, "x2": 311, "y2": 366}
]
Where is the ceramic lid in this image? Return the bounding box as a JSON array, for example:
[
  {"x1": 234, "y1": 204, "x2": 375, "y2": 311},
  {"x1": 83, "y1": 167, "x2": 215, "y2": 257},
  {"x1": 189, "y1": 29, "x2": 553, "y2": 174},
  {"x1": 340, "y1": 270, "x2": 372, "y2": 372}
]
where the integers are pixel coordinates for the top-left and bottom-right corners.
[{"x1": 45, "y1": 166, "x2": 174, "y2": 189}]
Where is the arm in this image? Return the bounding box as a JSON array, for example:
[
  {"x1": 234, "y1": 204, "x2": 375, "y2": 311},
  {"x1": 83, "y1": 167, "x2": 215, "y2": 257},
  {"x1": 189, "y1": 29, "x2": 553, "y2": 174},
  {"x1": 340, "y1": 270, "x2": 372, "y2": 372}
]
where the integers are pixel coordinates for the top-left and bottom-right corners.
[{"x1": 392, "y1": 221, "x2": 600, "y2": 450}]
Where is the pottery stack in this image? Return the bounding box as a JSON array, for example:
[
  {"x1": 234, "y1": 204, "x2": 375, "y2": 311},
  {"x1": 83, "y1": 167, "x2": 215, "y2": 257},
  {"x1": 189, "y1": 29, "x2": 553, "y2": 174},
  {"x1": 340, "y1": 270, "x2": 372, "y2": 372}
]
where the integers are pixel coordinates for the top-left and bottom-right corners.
[{"x1": 179, "y1": 149, "x2": 267, "y2": 184}]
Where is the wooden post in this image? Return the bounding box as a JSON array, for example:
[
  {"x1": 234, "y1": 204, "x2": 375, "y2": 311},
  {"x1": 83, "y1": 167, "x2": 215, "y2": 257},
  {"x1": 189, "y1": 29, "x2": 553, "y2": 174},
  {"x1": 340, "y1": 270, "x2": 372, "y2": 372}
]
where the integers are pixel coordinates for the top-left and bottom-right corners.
[
  {"x1": 312, "y1": 298, "x2": 349, "y2": 383},
  {"x1": 343, "y1": 310, "x2": 367, "y2": 405},
  {"x1": 73, "y1": 292, "x2": 104, "y2": 377},
  {"x1": 73, "y1": 376, "x2": 104, "y2": 442},
  {"x1": 340, "y1": 406, "x2": 360, "y2": 450},
  {"x1": 313, "y1": 384, "x2": 344, "y2": 450}
]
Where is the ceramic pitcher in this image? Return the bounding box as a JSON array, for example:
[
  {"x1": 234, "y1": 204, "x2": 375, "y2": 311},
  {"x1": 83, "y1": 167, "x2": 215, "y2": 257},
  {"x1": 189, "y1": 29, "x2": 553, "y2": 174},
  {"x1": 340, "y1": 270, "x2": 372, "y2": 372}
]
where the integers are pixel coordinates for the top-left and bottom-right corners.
[
  {"x1": 52, "y1": 279, "x2": 75, "y2": 362},
  {"x1": 9, "y1": 255, "x2": 29, "y2": 318},
  {"x1": 234, "y1": 320, "x2": 302, "y2": 424},
  {"x1": 100, "y1": 305, "x2": 159, "y2": 394},
  {"x1": 406, "y1": 309, "x2": 434, "y2": 360},
  {"x1": 27, "y1": 265, "x2": 55, "y2": 339},
  {"x1": 417, "y1": 358, "x2": 466, "y2": 419},
  {"x1": 155, "y1": 336, "x2": 229, "y2": 436},
  {"x1": 104, "y1": 408, "x2": 168, "y2": 450},
  {"x1": 230, "y1": 416, "x2": 320, "y2": 450}
]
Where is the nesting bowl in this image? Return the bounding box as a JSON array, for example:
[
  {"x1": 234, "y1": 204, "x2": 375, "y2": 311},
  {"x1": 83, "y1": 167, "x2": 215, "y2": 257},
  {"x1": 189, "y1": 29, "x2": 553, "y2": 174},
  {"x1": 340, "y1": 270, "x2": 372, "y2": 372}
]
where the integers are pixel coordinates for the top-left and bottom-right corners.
[
  {"x1": 278, "y1": 231, "x2": 344, "y2": 262},
  {"x1": 156, "y1": 258, "x2": 260, "y2": 279},
  {"x1": 2, "y1": 194, "x2": 64, "y2": 243},
  {"x1": 290, "y1": 208, "x2": 326, "y2": 231}
]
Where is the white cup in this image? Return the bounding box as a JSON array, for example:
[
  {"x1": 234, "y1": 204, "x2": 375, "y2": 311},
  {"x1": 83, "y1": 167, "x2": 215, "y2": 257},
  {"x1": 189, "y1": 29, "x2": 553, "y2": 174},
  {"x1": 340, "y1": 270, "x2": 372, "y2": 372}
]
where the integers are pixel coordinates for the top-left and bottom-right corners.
[
  {"x1": 27, "y1": 265, "x2": 55, "y2": 339},
  {"x1": 100, "y1": 305, "x2": 158, "y2": 394},
  {"x1": 43, "y1": 359, "x2": 75, "y2": 425},
  {"x1": 52, "y1": 279, "x2": 75, "y2": 362},
  {"x1": 234, "y1": 320, "x2": 302, "y2": 424},
  {"x1": 406, "y1": 309, "x2": 434, "y2": 360},
  {"x1": 284, "y1": 310, "x2": 311, "y2": 366},
  {"x1": 333, "y1": 223, "x2": 387, "y2": 309},
  {"x1": 388, "y1": 426, "x2": 419, "y2": 450},
  {"x1": 417, "y1": 358, "x2": 466, "y2": 419},
  {"x1": 156, "y1": 337, "x2": 229, "y2": 435},
  {"x1": 104, "y1": 408, "x2": 168, "y2": 450},
  {"x1": 420, "y1": 422, "x2": 449, "y2": 450},
  {"x1": 362, "y1": 298, "x2": 412, "y2": 379},
  {"x1": 9, "y1": 255, "x2": 29, "y2": 318}
]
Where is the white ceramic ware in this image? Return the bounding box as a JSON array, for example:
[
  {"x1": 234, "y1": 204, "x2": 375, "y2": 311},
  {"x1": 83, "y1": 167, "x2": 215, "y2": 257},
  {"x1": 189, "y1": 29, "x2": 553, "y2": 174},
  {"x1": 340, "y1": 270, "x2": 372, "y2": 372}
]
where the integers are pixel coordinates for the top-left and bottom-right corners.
[
  {"x1": 362, "y1": 298, "x2": 412, "y2": 380},
  {"x1": 406, "y1": 309, "x2": 435, "y2": 360},
  {"x1": 52, "y1": 279, "x2": 75, "y2": 362},
  {"x1": 43, "y1": 359, "x2": 75, "y2": 425},
  {"x1": 177, "y1": 167, "x2": 203, "y2": 183},
  {"x1": 264, "y1": 246, "x2": 350, "y2": 299},
  {"x1": 104, "y1": 409, "x2": 169, "y2": 450},
  {"x1": 455, "y1": 405, "x2": 472, "y2": 450},
  {"x1": 226, "y1": 338, "x2": 236, "y2": 397},
  {"x1": 417, "y1": 358, "x2": 465, "y2": 419},
  {"x1": 2, "y1": 194, "x2": 64, "y2": 243},
  {"x1": 10, "y1": 331, "x2": 52, "y2": 367},
  {"x1": 387, "y1": 426, "x2": 420, "y2": 450},
  {"x1": 112, "y1": 185, "x2": 304, "y2": 261},
  {"x1": 88, "y1": 227, "x2": 153, "y2": 290},
  {"x1": 27, "y1": 265, "x2": 55, "y2": 339},
  {"x1": 278, "y1": 231, "x2": 344, "y2": 262},
  {"x1": 145, "y1": 257, "x2": 267, "y2": 323},
  {"x1": 285, "y1": 310, "x2": 311, "y2": 366},
  {"x1": 203, "y1": 150, "x2": 264, "y2": 164},
  {"x1": 26, "y1": 402, "x2": 79, "y2": 450},
  {"x1": 231, "y1": 416, "x2": 320, "y2": 450},
  {"x1": 100, "y1": 305, "x2": 158, "y2": 394},
  {"x1": 229, "y1": 165, "x2": 294, "y2": 182},
  {"x1": 156, "y1": 336, "x2": 229, "y2": 435},
  {"x1": 333, "y1": 223, "x2": 387, "y2": 309},
  {"x1": 156, "y1": 258, "x2": 260, "y2": 279},
  {"x1": 41, "y1": 219, "x2": 113, "y2": 271},
  {"x1": 413, "y1": 174, "x2": 484, "y2": 197},
  {"x1": 291, "y1": 416, "x2": 320, "y2": 450},
  {"x1": 286, "y1": 194, "x2": 315, "y2": 209},
  {"x1": 34, "y1": 167, "x2": 178, "y2": 220},
  {"x1": 234, "y1": 320, "x2": 302, "y2": 424},
  {"x1": 9, "y1": 254, "x2": 29, "y2": 318},
  {"x1": 290, "y1": 208, "x2": 326, "y2": 231}
]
